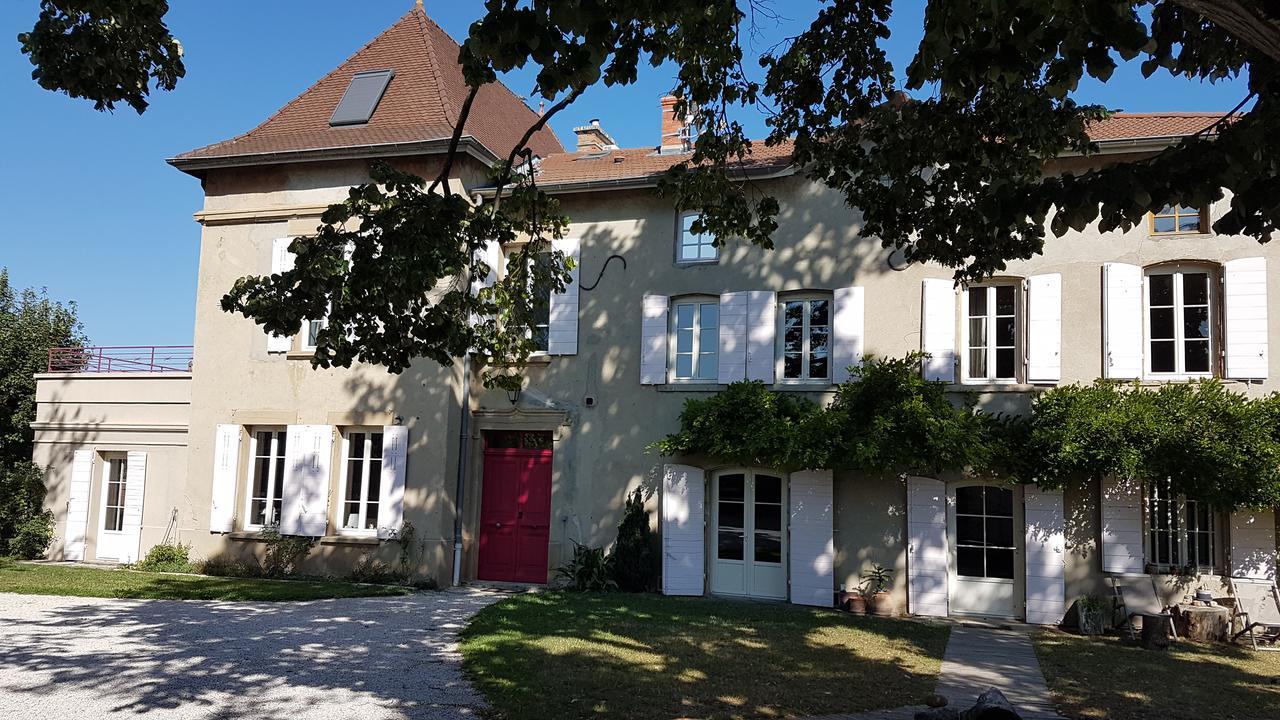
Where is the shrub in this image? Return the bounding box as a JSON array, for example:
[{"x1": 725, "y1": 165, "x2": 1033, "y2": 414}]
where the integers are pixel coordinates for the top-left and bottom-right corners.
[
  {"x1": 197, "y1": 555, "x2": 262, "y2": 578},
  {"x1": 135, "y1": 542, "x2": 194, "y2": 573},
  {"x1": 261, "y1": 525, "x2": 316, "y2": 577},
  {"x1": 347, "y1": 556, "x2": 408, "y2": 585},
  {"x1": 610, "y1": 489, "x2": 658, "y2": 592},
  {"x1": 9, "y1": 509, "x2": 53, "y2": 559},
  {"x1": 556, "y1": 541, "x2": 616, "y2": 592},
  {"x1": 0, "y1": 461, "x2": 50, "y2": 557}
]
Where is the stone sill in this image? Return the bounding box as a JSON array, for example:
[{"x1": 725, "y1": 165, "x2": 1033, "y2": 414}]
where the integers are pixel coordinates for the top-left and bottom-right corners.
[{"x1": 225, "y1": 531, "x2": 382, "y2": 546}]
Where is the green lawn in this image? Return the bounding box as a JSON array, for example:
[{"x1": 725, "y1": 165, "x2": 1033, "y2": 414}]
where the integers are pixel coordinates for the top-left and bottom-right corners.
[
  {"x1": 0, "y1": 559, "x2": 413, "y2": 601},
  {"x1": 461, "y1": 592, "x2": 951, "y2": 720},
  {"x1": 1034, "y1": 631, "x2": 1280, "y2": 720}
]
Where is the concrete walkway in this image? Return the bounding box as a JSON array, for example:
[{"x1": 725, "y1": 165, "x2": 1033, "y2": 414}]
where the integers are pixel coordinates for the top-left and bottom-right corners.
[{"x1": 0, "y1": 589, "x2": 502, "y2": 720}]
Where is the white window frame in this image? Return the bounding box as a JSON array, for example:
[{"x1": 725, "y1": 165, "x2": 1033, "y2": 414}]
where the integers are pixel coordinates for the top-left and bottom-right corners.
[
  {"x1": 1143, "y1": 264, "x2": 1216, "y2": 381},
  {"x1": 669, "y1": 296, "x2": 720, "y2": 382},
  {"x1": 98, "y1": 454, "x2": 128, "y2": 535},
  {"x1": 501, "y1": 242, "x2": 552, "y2": 355},
  {"x1": 302, "y1": 319, "x2": 326, "y2": 351},
  {"x1": 1144, "y1": 477, "x2": 1218, "y2": 573},
  {"x1": 776, "y1": 294, "x2": 833, "y2": 384},
  {"x1": 676, "y1": 212, "x2": 718, "y2": 264},
  {"x1": 337, "y1": 428, "x2": 385, "y2": 536},
  {"x1": 960, "y1": 282, "x2": 1021, "y2": 384},
  {"x1": 243, "y1": 428, "x2": 288, "y2": 530}
]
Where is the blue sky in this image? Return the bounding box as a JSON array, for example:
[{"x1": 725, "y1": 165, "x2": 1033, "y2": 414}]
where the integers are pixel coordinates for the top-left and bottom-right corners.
[{"x1": 0, "y1": 1, "x2": 1249, "y2": 347}]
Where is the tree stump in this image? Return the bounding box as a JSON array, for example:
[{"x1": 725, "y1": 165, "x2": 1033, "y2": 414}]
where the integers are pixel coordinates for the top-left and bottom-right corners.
[
  {"x1": 1174, "y1": 605, "x2": 1230, "y2": 642},
  {"x1": 1140, "y1": 613, "x2": 1171, "y2": 650}
]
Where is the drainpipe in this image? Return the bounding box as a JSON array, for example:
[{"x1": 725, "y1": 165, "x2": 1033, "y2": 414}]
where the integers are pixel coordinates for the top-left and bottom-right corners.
[{"x1": 452, "y1": 353, "x2": 471, "y2": 586}]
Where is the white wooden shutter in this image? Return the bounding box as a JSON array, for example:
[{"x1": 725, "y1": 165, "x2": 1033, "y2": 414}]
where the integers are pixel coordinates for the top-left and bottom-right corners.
[
  {"x1": 640, "y1": 294, "x2": 670, "y2": 385},
  {"x1": 547, "y1": 237, "x2": 581, "y2": 355},
  {"x1": 1103, "y1": 263, "x2": 1143, "y2": 379},
  {"x1": 789, "y1": 469, "x2": 834, "y2": 607},
  {"x1": 662, "y1": 464, "x2": 705, "y2": 595},
  {"x1": 1027, "y1": 273, "x2": 1062, "y2": 383},
  {"x1": 65, "y1": 449, "x2": 93, "y2": 561},
  {"x1": 1230, "y1": 508, "x2": 1277, "y2": 580},
  {"x1": 1224, "y1": 257, "x2": 1268, "y2": 380},
  {"x1": 377, "y1": 425, "x2": 409, "y2": 540},
  {"x1": 280, "y1": 424, "x2": 333, "y2": 537},
  {"x1": 267, "y1": 238, "x2": 296, "y2": 353},
  {"x1": 209, "y1": 424, "x2": 241, "y2": 533},
  {"x1": 906, "y1": 476, "x2": 949, "y2": 617},
  {"x1": 1025, "y1": 485, "x2": 1066, "y2": 625},
  {"x1": 832, "y1": 287, "x2": 866, "y2": 383},
  {"x1": 121, "y1": 452, "x2": 148, "y2": 564},
  {"x1": 1100, "y1": 476, "x2": 1144, "y2": 573},
  {"x1": 746, "y1": 290, "x2": 777, "y2": 383},
  {"x1": 718, "y1": 291, "x2": 749, "y2": 384},
  {"x1": 921, "y1": 279, "x2": 956, "y2": 382}
]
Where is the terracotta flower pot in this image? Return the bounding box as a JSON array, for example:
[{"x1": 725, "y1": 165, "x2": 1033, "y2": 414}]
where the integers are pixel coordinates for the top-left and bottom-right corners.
[
  {"x1": 868, "y1": 591, "x2": 895, "y2": 617},
  {"x1": 840, "y1": 591, "x2": 868, "y2": 614}
]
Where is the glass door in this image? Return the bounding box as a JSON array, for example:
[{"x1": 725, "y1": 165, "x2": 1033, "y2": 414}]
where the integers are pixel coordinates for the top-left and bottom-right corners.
[
  {"x1": 949, "y1": 484, "x2": 1019, "y2": 617},
  {"x1": 711, "y1": 470, "x2": 787, "y2": 600}
]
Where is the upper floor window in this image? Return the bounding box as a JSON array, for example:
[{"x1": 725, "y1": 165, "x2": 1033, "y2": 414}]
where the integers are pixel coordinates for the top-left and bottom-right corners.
[
  {"x1": 1151, "y1": 205, "x2": 1207, "y2": 235},
  {"x1": 246, "y1": 429, "x2": 287, "y2": 529},
  {"x1": 671, "y1": 298, "x2": 719, "y2": 381},
  {"x1": 1146, "y1": 477, "x2": 1218, "y2": 573},
  {"x1": 962, "y1": 284, "x2": 1019, "y2": 383},
  {"x1": 678, "y1": 212, "x2": 717, "y2": 263},
  {"x1": 1145, "y1": 266, "x2": 1214, "y2": 378},
  {"x1": 101, "y1": 455, "x2": 128, "y2": 533},
  {"x1": 531, "y1": 252, "x2": 553, "y2": 353},
  {"x1": 778, "y1": 295, "x2": 831, "y2": 382},
  {"x1": 340, "y1": 430, "x2": 384, "y2": 533}
]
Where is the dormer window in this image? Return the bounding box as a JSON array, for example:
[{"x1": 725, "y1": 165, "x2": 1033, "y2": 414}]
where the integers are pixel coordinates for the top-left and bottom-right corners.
[{"x1": 329, "y1": 69, "x2": 395, "y2": 127}]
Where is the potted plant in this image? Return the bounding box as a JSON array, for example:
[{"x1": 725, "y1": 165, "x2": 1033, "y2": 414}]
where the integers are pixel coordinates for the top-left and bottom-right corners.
[
  {"x1": 861, "y1": 564, "x2": 895, "y2": 617},
  {"x1": 1076, "y1": 595, "x2": 1107, "y2": 636},
  {"x1": 838, "y1": 584, "x2": 867, "y2": 614}
]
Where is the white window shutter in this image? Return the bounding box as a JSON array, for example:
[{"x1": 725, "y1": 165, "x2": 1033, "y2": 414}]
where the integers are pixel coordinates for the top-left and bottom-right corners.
[
  {"x1": 1024, "y1": 485, "x2": 1066, "y2": 625},
  {"x1": 662, "y1": 464, "x2": 705, "y2": 595},
  {"x1": 1027, "y1": 273, "x2": 1062, "y2": 384},
  {"x1": 65, "y1": 449, "x2": 93, "y2": 561},
  {"x1": 267, "y1": 238, "x2": 296, "y2": 353},
  {"x1": 746, "y1": 290, "x2": 777, "y2": 383},
  {"x1": 1224, "y1": 257, "x2": 1268, "y2": 380},
  {"x1": 1230, "y1": 508, "x2": 1277, "y2": 580},
  {"x1": 280, "y1": 424, "x2": 333, "y2": 537},
  {"x1": 640, "y1": 294, "x2": 669, "y2": 385},
  {"x1": 1103, "y1": 263, "x2": 1143, "y2": 379},
  {"x1": 920, "y1": 279, "x2": 956, "y2": 382},
  {"x1": 377, "y1": 426, "x2": 409, "y2": 540},
  {"x1": 832, "y1": 286, "x2": 866, "y2": 383},
  {"x1": 718, "y1": 291, "x2": 749, "y2": 384},
  {"x1": 906, "y1": 476, "x2": 948, "y2": 617},
  {"x1": 1101, "y1": 476, "x2": 1144, "y2": 573},
  {"x1": 209, "y1": 424, "x2": 241, "y2": 533},
  {"x1": 789, "y1": 469, "x2": 834, "y2": 607},
  {"x1": 121, "y1": 452, "x2": 148, "y2": 564},
  {"x1": 547, "y1": 238, "x2": 581, "y2": 355}
]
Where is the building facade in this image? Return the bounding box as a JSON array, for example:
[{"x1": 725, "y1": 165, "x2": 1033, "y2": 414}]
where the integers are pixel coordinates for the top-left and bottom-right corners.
[{"x1": 33, "y1": 7, "x2": 1278, "y2": 622}]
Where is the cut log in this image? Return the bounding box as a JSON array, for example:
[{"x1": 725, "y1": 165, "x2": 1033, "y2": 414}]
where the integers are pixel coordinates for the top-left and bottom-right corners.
[
  {"x1": 1140, "y1": 613, "x2": 1172, "y2": 650},
  {"x1": 961, "y1": 688, "x2": 1021, "y2": 719},
  {"x1": 1174, "y1": 605, "x2": 1230, "y2": 643}
]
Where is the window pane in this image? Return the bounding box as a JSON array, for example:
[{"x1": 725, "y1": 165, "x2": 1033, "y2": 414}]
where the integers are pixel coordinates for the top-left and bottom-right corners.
[
  {"x1": 697, "y1": 351, "x2": 717, "y2": 380},
  {"x1": 755, "y1": 504, "x2": 781, "y2": 532},
  {"x1": 676, "y1": 354, "x2": 694, "y2": 378},
  {"x1": 957, "y1": 516, "x2": 985, "y2": 546},
  {"x1": 809, "y1": 354, "x2": 829, "y2": 379},
  {"x1": 957, "y1": 547, "x2": 985, "y2": 577},
  {"x1": 968, "y1": 289, "x2": 987, "y2": 316},
  {"x1": 679, "y1": 244, "x2": 699, "y2": 261},
  {"x1": 719, "y1": 474, "x2": 745, "y2": 502},
  {"x1": 956, "y1": 486, "x2": 984, "y2": 515},
  {"x1": 995, "y1": 286, "x2": 1015, "y2": 315},
  {"x1": 968, "y1": 349, "x2": 988, "y2": 379},
  {"x1": 1183, "y1": 306, "x2": 1210, "y2": 339},
  {"x1": 756, "y1": 475, "x2": 782, "y2": 504},
  {"x1": 986, "y1": 517, "x2": 1015, "y2": 548},
  {"x1": 969, "y1": 318, "x2": 988, "y2": 347},
  {"x1": 1184, "y1": 341, "x2": 1210, "y2": 373},
  {"x1": 718, "y1": 531, "x2": 744, "y2": 560},
  {"x1": 986, "y1": 548, "x2": 1015, "y2": 579},
  {"x1": 700, "y1": 243, "x2": 717, "y2": 260},
  {"x1": 1179, "y1": 212, "x2": 1203, "y2": 233},
  {"x1": 996, "y1": 317, "x2": 1016, "y2": 348},
  {"x1": 718, "y1": 501, "x2": 744, "y2": 529},
  {"x1": 784, "y1": 354, "x2": 802, "y2": 379},
  {"x1": 986, "y1": 487, "x2": 1014, "y2": 516},
  {"x1": 784, "y1": 301, "x2": 803, "y2": 326},
  {"x1": 995, "y1": 348, "x2": 1016, "y2": 379},
  {"x1": 1196, "y1": 534, "x2": 1211, "y2": 567},
  {"x1": 809, "y1": 300, "x2": 829, "y2": 327},
  {"x1": 700, "y1": 303, "x2": 719, "y2": 329},
  {"x1": 676, "y1": 327, "x2": 694, "y2": 353},
  {"x1": 1184, "y1": 273, "x2": 1209, "y2": 305},
  {"x1": 1149, "y1": 275, "x2": 1174, "y2": 306},
  {"x1": 753, "y1": 534, "x2": 782, "y2": 564},
  {"x1": 810, "y1": 326, "x2": 829, "y2": 354},
  {"x1": 347, "y1": 460, "x2": 363, "y2": 501},
  {"x1": 1149, "y1": 308, "x2": 1175, "y2": 339},
  {"x1": 676, "y1": 303, "x2": 695, "y2": 328},
  {"x1": 370, "y1": 432, "x2": 383, "y2": 459},
  {"x1": 1153, "y1": 215, "x2": 1176, "y2": 234},
  {"x1": 1150, "y1": 340, "x2": 1176, "y2": 373}
]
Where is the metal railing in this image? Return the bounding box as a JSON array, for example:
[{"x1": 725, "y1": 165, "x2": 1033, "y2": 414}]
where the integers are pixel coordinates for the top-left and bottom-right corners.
[{"x1": 46, "y1": 346, "x2": 194, "y2": 374}]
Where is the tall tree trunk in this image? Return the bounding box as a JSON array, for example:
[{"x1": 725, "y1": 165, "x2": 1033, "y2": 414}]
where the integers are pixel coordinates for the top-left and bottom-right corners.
[{"x1": 1171, "y1": 1, "x2": 1280, "y2": 62}]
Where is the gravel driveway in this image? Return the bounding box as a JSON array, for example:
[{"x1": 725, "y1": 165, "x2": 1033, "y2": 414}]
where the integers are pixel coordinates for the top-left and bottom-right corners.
[{"x1": 0, "y1": 588, "x2": 503, "y2": 720}]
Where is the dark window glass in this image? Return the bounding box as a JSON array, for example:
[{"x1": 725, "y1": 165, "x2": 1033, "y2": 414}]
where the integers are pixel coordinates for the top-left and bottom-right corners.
[
  {"x1": 986, "y1": 548, "x2": 1015, "y2": 579},
  {"x1": 719, "y1": 501, "x2": 744, "y2": 529},
  {"x1": 1150, "y1": 341, "x2": 1176, "y2": 373},
  {"x1": 968, "y1": 349, "x2": 988, "y2": 379},
  {"x1": 986, "y1": 487, "x2": 1014, "y2": 517},
  {"x1": 957, "y1": 547, "x2": 985, "y2": 577},
  {"x1": 809, "y1": 300, "x2": 829, "y2": 326},
  {"x1": 996, "y1": 317, "x2": 1016, "y2": 347},
  {"x1": 756, "y1": 475, "x2": 782, "y2": 504},
  {"x1": 1184, "y1": 341, "x2": 1210, "y2": 373},
  {"x1": 719, "y1": 474, "x2": 745, "y2": 502},
  {"x1": 995, "y1": 349, "x2": 1015, "y2": 379},
  {"x1": 969, "y1": 289, "x2": 987, "y2": 315},
  {"x1": 783, "y1": 354, "x2": 803, "y2": 379},
  {"x1": 1150, "y1": 308, "x2": 1175, "y2": 339},
  {"x1": 957, "y1": 516, "x2": 985, "y2": 546},
  {"x1": 995, "y1": 286, "x2": 1015, "y2": 315},
  {"x1": 956, "y1": 486, "x2": 984, "y2": 515},
  {"x1": 1184, "y1": 273, "x2": 1209, "y2": 305},
  {"x1": 1149, "y1": 274, "x2": 1174, "y2": 306},
  {"x1": 986, "y1": 517, "x2": 1015, "y2": 548},
  {"x1": 1178, "y1": 213, "x2": 1203, "y2": 232},
  {"x1": 755, "y1": 504, "x2": 781, "y2": 532},
  {"x1": 718, "y1": 531, "x2": 744, "y2": 560},
  {"x1": 809, "y1": 355, "x2": 829, "y2": 380},
  {"x1": 754, "y1": 534, "x2": 782, "y2": 564}
]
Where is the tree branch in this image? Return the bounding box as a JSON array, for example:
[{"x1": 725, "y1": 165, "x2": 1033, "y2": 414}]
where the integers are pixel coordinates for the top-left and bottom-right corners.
[
  {"x1": 491, "y1": 87, "x2": 585, "y2": 207},
  {"x1": 1170, "y1": 0, "x2": 1280, "y2": 62},
  {"x1": 429, "y1": 84, "x2": 482, "y2": 195}
]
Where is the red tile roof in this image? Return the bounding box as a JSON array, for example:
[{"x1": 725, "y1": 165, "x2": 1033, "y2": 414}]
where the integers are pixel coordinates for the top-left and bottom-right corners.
[
  {"x1": 1084, "y1": 112, "x2": 1225, "y2": 141},
  {"x1": 172, "y1": 7, "x2": 562, "y2": 168}
]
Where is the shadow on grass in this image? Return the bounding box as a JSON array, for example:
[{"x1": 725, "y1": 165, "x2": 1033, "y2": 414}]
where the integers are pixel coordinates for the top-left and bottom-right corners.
[
  {"x1": 460, "y1": 592, "x2": 951, "y2": 720},
  {"x1": 1033, "y1": 631, "x2": 1280, "y2": 720}
]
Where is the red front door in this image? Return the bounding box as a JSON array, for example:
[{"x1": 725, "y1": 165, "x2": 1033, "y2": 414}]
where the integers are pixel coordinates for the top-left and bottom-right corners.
[{"x1": 477, "y1": 431, "x2": 553, "y2": 583}]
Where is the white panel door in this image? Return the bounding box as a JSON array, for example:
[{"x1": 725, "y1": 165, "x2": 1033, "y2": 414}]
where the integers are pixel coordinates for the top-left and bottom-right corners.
[
  {"x1": 280, "y1": 424, "x2": 333, "y2": 537},
  {"x1": 64, "y1": 449, "x2": 93, "y2": 561},
  {"x1": 789, "y1": 469, "x2": 834, "y2": 607},
  {"x1": 96, "y1": 455, "x2": 131, "y2": 562},
  {"x1": 119, "y1": 451, "x2": 148, "y2": 564},
  {"x1": 662, "y1": 464, "x2": 706, "y2": 595},
  {"x1": 907, "y1": 476, "x2": 949, "y2": 617},
  {"x1": 1024, "y1": 486, "x2": 1066, "y2": 625},
  {"x1": 1230, "y1": 509, "x2": 1277, "y2": 580},
  {"x1": 711, "y1": 469, "x2": 787, "y2": 600},
  {"x1": 1101, "y1": 476, "x2": 1144, "y2": 573}
]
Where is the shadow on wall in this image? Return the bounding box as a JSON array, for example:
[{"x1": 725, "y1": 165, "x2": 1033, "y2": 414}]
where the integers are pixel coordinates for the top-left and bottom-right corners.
[{"x1": 0, "y1": 591, "x2": 497, "y2": 719}]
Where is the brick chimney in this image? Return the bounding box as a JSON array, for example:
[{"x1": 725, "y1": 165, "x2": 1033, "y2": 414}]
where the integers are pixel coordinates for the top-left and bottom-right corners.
[
  {"x1": 572, "y1": 119, "x2": 618, "y2": 154},
  {"x1": 659, "y1": 95, "x2": 689, "y2": 153}
]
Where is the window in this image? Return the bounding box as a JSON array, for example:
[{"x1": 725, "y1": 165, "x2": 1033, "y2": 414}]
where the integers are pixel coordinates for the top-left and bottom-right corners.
[
  {"x1": 530, "y1": 252, "x2": 552, "y2": 352},
  {"x1": 102, "y1": 457, "x2": 128, "y2": 533},
  {"x1": 677, "y1": 212, "x2": 717, "y2": 263},
  {"x1": 778, "y1": 296, "x2": 831, "y2": 382},
  {"x1": 340, "y1": 430, "x2": 384, "y2": 533},
  {"x1": 1145, "y1": 267, "x2": 1214, "y2": 377},
  {"x1": 954, "y1": 485, "x2": 1015, "y2": 580},
  {"x1": 304, "y1": 319, "x2": 326, "y2": 350},
  {"x1": 246, "y1": 429, "x2": 287, "y2": 529},
  {"x1": 963, "y1": 284, "x2": 1019, "y2": 382},
  {"x1": 1151, "y1": 205, "x2": 1207, "y2": 235},
  {"x1": 1146, "y1": 477, "x2": 1217, "y2": 572},
  {"x1": 671, "y1": 299, "x2": 719, "y2": 381}
]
